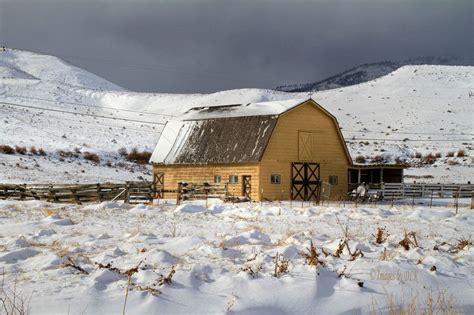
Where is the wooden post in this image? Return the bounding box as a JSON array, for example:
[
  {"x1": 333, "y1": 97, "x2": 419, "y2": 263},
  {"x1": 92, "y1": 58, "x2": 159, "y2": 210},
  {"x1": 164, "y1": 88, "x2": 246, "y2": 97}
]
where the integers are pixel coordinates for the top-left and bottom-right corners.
[
  {"x1": 455, "y1": 189, "x2": 459, "y2": 214},
  {"x1": 429, "y1": 190, "x2": 434, "y2": 208},
  {"x1": 96, "y1": 183, "x2": 103, "y2": 202},
  {"x1": 411, "y1": 195, "x2": 415, "y2": 208},
  {"x1": 176, "y1": 182, "x2": 182, "y2": 205},
  {"x1": 391, "y1": 195, "x2": 394, "y2": 208}
]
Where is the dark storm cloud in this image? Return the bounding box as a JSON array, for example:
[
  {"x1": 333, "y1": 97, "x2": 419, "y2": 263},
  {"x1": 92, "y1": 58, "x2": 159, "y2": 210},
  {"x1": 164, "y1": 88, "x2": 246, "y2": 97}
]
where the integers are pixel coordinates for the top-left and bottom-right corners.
[{"x1": 0, "y1": 0, "x2": 472, "y2": 93}]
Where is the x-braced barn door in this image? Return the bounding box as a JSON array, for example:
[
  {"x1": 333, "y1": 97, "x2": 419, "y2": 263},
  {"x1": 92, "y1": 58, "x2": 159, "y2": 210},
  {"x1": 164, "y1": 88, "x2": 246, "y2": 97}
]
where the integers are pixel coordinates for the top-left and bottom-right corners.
[
  {"x1": 242, "y1": 176, "x2": 251, "y2": 200},
  {"x1": 291, "y1": 162, "x2": 320, "y2": 201},
  {"x1": 153, "y1": 172, "x2": 164, "y2": 198}
]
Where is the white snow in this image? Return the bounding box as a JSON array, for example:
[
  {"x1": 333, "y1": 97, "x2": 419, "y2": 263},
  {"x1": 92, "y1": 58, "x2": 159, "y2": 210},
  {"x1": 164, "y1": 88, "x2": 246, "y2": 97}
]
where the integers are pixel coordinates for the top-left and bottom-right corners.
[{"x1": 0, "y1": 199, "x2": 472, "y2": 314}]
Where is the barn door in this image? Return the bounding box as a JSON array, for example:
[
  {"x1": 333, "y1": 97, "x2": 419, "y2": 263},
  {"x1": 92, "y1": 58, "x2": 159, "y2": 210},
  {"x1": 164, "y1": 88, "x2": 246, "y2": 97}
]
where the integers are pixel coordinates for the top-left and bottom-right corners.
[
  {"x1": 152, "y1": 172, "x2": 164, "y2": 198},
  {"x1": 291, "y1": 162, "x2": 320, "y2": 201},
  {"x1": 242, "y1": 175, "x2": 251, "y2": 199}
]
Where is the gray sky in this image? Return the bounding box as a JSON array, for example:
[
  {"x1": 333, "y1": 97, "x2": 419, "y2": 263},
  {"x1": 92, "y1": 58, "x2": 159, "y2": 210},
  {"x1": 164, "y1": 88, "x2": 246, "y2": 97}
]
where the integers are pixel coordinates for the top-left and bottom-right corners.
[{"x1": 0, "y1": 0, "x2": 472, "y2": 93}]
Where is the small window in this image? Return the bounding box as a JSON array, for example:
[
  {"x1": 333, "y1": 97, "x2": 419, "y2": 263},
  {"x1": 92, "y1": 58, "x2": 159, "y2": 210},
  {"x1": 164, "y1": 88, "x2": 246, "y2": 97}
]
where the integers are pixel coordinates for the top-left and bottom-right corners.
[
  {"x1": 229, "y1": 175, "x2": 239, "y2": 184},
  {"x1": 329, "y1": 175, "x2": 338, "y2": 185},
  {"x1": 214, "y1": 175, "x2": 221, "y2": 183},
  {"x1": 271, "y1": 174, "x2": 281, "y2": 184}
]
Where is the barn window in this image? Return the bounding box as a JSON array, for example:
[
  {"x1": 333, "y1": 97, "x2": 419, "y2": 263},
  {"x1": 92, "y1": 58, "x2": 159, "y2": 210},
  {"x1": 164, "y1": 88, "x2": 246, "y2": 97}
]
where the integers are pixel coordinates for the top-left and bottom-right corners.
[
  {"x1": 214, "y1": 175, "x2": 221, "y2": 183},
  {"x1": 271, "y1": 174, "x2": 281, "y2": 184},
  {"x1": 329, "y1": 175, "x2": 338, "y2": 185},
  {"x1": 229, "y1": 175, "x2": 239, "y2": 184}
]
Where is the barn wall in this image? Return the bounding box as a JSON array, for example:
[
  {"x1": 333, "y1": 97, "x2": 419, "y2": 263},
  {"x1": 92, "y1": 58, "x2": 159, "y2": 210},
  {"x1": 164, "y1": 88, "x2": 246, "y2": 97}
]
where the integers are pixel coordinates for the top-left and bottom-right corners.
[
  {"x1": 153, "y1": 163, "x2": 260, "y2": 201},
  {"x1": 259, "y1": 101, "x2": 350, "y2": 199}
]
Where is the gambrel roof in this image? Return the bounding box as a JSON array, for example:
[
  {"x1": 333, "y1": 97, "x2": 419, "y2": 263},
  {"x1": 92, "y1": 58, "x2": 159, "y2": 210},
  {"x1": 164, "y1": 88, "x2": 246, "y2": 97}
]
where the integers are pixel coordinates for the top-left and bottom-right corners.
[{"x1": 150, "y1": 98, "x2": 353, "y2": 165}]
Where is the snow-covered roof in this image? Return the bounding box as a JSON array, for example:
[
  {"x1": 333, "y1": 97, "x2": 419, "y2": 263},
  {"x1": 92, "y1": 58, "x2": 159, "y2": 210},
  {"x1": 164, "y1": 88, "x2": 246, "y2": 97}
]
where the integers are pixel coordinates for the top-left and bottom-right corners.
[{"x1": 150, "y1": 98, "x2": 309, "y2": 164}]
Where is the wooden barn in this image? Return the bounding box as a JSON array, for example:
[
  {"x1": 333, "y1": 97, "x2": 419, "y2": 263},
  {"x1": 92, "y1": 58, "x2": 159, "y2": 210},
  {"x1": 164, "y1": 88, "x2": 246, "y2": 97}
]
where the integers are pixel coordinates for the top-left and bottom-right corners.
[{"x1": 150, "y1": 98, "x2": 355, "y2": 201}]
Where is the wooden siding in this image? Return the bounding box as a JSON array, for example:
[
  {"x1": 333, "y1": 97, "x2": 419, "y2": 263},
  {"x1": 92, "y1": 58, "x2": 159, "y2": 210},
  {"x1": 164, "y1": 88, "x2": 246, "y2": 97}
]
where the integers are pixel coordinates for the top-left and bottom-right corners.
[
  {"x1": 259, "y1": 101, "x2": 350, "y2": 199},
  {"x1": 153, "y1": 163, "x2": 260, "y2": 201}
]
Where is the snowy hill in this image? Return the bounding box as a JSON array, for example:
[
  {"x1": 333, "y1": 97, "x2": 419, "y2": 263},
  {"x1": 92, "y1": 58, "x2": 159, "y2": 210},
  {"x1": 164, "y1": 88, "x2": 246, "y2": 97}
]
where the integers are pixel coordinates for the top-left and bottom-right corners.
[
  {"x1": 276, "y1": 56, "x2": 470, "y2": 92},
  {"x1": 0, "y1": 48, "x2": 472, "y2": 183}
]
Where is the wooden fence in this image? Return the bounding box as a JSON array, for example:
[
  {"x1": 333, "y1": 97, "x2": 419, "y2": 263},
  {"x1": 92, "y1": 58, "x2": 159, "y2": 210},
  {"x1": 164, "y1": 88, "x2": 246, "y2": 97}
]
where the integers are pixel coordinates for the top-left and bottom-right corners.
[
  {"x1": 176, "y1": 182, "x2": 228, "y2": 205},
  {"x1": 380, "y1": 183, "x2": 473, "y2": 199},
  {"x1": 0, "y1": 181, "x2": 155, "y2": 204}
]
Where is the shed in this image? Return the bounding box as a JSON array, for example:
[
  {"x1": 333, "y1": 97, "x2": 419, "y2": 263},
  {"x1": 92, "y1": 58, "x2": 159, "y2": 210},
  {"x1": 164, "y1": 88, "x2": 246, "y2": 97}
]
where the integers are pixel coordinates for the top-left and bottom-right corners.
[{"x1": 150, "y1": 98, "x2": 354, "y2": 201}]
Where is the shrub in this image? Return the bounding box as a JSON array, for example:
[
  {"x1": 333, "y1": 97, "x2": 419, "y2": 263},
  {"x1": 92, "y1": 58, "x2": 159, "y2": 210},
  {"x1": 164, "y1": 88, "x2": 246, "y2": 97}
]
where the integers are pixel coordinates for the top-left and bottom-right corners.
[
  {"x1": 118, "y1": 147, "x2": 128, "y2": 157},
  {"x1": 0, "y1": 144, "x2": 15, "y2": 154},
  {"x1": 14, "y1": 145, "x2": 27, "y2": 155},
  {"x1": 58, "y1": 150, "x2": 74, "y2": 158},
  {"x1": 127, "y1": 148, "x2": 152, "y2": 164},
  {"x1": 446, "y1": 151, "x2": 454, "y2": 157},
  {"x1": 422, "y1": 153, "x2": 437, "y2": 165},
  {"x1": 84, "y1": 152, "x2": 100, "y2": 163},
  {"x1": 29, "y1": 146, "x2": 38, "y2": 155},
  {"x1": 457, "y1": 149, "x2": 465, "y2": 157},
  {"x1": 355, "y1": 155, "x2": 366, "y2": 164},
  {"x1": 38, "y1": 148, "x2": 47, "y2": 156},
  {"x1": 413, "y1": 152, "x2": 422, "y2": 159},
  {"x1": 435, "y1": 152, "x2": 441, "y2": 158}
]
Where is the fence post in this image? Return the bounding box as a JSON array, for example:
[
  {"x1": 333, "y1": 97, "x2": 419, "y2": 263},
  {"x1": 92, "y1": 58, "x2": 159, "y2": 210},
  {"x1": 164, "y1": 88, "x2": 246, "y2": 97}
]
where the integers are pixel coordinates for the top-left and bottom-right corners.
[
  {"x1": 96, "y1": 183, "x2": 103, "y2": 202},
  {"x1": 430, "y1": 190, "x2": 434, "y2": 208},
  {"x1": 455, "y1": 189, "x2": 459, "y2": 214}
]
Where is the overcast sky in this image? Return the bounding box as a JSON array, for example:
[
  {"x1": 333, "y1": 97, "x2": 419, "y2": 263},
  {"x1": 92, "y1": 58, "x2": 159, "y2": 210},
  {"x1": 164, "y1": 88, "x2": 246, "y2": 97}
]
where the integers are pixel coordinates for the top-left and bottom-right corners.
[{"x1": 0, "y1": 0, "x2": 472, "y2": 93}]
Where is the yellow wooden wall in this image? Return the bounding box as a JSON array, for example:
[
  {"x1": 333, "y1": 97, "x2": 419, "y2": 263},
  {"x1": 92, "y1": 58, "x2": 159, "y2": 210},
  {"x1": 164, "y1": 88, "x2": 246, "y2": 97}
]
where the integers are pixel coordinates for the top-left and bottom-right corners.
[
  {"x1": 153, "y1": 163, "x2": 260, "y2": 201},
  {"x1": 259, "y1": 101, "x2": 350, "y2": 199}
]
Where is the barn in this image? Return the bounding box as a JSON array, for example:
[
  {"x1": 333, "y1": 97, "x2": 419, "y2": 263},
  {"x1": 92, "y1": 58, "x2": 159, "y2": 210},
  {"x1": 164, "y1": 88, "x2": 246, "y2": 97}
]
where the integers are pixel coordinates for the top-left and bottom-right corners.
[{"x1": 150, "y1": 98, "x2": 357, "y2": 201}]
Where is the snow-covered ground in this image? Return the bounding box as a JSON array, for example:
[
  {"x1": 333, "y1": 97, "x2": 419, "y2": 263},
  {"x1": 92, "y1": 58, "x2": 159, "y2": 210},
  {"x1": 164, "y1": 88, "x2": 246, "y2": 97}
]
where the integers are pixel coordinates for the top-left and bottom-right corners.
[
  {"x1": 0, "y1": 48, "x2": 472, "y2": 183},
  {"x1": 0, "y1": 199, "x2": 472, "y2": 314}
]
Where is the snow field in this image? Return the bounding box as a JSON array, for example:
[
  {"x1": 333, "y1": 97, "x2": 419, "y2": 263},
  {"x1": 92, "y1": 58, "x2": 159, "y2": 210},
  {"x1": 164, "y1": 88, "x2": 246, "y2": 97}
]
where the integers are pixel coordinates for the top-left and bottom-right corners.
[{"x1": 0, "y1": 199, "x2": 472, "y2": 314}]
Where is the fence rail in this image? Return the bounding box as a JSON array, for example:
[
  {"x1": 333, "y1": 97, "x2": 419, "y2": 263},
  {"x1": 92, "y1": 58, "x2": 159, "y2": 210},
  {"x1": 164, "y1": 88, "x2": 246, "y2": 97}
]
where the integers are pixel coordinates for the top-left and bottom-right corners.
[
  {"x1": 0, "y1": 182, "x2": 155, "y2": 204},
  {"x1": 380, "y1": 183, "x2": 473, "y2": 199}
]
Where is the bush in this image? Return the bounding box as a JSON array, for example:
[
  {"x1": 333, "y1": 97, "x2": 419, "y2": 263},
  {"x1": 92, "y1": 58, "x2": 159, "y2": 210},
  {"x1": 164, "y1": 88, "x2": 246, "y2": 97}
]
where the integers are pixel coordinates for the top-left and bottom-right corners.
[
  {"x1": 457, "y1": 149, "x2": 465, "y2": 157},
  {"x1": 118, "y1": 147, "x2": 128, "y2": 157},
  {"x1": 29, "y1": 146, "x2": 38, "y2": 155},
  {"x1": 58, "y1": 150, "x2": 75, "y2": 158},
  {"x1": 413, "y1": 152, "x2": 422, "y2": 159},
  {"x1": 14, "y1": 145, "x2": 27, "y2": 155},
  {"x1": 38, "y1": 148, "x2": 47, "y2": 156},
  {"x1": 0, "y1": 144, "x2": 15, "y2": 154},
  {"x1": 446, "y1": 151, "x2": 454, "y2": 157},
  {"x1": 127, "y1": 148, "x2": 152, "y2": 164},
  {"x1": 422, "y1": 153, "x2": 437, "y2": 165},
  {"x1": 355, "y1": 155, "x2": 366, "y2": 163},
  {"x1": 84, "y1": 152, "x2": 100, "y2": 163}
]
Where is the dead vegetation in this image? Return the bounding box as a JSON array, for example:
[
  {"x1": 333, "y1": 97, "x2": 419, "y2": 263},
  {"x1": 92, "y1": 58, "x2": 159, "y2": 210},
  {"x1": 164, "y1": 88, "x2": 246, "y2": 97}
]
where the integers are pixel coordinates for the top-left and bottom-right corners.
[
  {"x1": 372, "y1": 227, "x2": 389, "y2": 244},
  {"x1": 273, "y1": 252, "x2": 289, "y2": 277},
  {"x1": 370, "y1": 291, "x2": 462, "y2": 315},
  {"x1": 158, "y1": 266, "x2": 176, "y2": 286},
  {"x1": 0, "y1": 145, "x2": 15, "y2": 155},
  {"x1": 14, "y1": 146, "x2": 27, "y2": 155},
  {"x1": 301, "y1": 240, "x2": 321, "y2": 267},
  {"x1": 398, "y1": 231, "x2": 419, "y2": 250},
  {"x1": 0, "y1": 272, "x2": 31, "y2": 315},
  {"x1": 126, "y1": 148, "x2": 152, "y2": 164},
  {"x1": 83, "y1": 152, "x2": 100, "y2": 163}
]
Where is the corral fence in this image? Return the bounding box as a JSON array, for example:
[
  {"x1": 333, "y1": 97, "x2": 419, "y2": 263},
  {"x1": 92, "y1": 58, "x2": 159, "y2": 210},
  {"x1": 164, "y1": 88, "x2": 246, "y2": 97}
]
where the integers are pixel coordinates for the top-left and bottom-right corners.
[
  {"x1": 176, "y1": 182, "x2": 229, "y2": 205},
  {"x1": 380, "y1": 183, "x2": 473, "y2": 199},
  {"x1": 0, "y1": 181, "x2": 155, "y2": 205}
]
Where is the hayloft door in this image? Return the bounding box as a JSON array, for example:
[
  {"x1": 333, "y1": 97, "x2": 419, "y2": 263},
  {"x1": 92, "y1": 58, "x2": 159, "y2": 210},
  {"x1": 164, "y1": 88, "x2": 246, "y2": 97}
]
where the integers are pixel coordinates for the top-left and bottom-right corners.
[
  {"x1": 291, "y1": 162, "x2": 320, "y2": 201},
  {"x1": 242, "y1": 176, "x2": 251, "y2": 200},
  {"x1": 153, "y1": 172, "x2": 164, "y2": 199}
]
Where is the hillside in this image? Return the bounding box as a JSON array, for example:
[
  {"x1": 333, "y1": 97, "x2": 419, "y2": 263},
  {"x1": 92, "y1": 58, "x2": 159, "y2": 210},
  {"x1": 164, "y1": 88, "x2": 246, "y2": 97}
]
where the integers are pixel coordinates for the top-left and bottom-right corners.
[
  {"x1": 277, "y1": 56, "x2": 471, "y2": 92},
  {"x1": 0, "y1": 49, "x2": 472, "y2": 184}
]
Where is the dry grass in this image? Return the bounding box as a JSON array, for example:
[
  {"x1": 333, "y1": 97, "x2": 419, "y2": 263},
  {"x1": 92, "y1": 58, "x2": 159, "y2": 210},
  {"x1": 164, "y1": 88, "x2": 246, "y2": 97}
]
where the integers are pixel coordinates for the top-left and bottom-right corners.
[
  {"x1": 373, "y1": 227, "x2": 389, "y2": 245},
  {"x1": 370, "y1": 291, "x2": 461, "y2": 315},
  {"x1": 1, "y1": 272, "x2": 31, "y2": 315},
  {"x1": 456, "y1": 149, "x2": 465, "y2": 158},
  {"x1": 37, "y1": 148, "x2": 46, "y2": 156},
  {"x1": 399, "y1": 231, "x2": 419, "y2": 250},
  {"x1": 301, "y1": 240, "x2": 321, "y2": 267}
]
